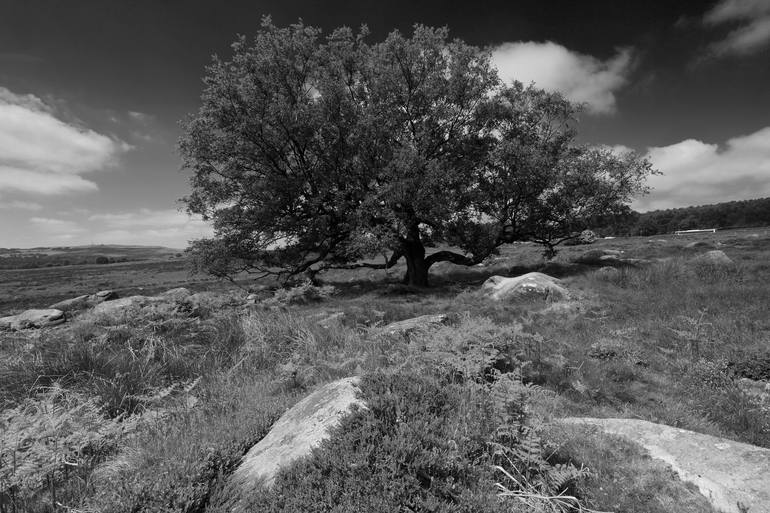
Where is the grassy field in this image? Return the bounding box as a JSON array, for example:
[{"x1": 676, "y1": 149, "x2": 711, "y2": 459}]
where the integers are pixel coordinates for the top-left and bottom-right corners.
[
  {"x1": 0, "y1": 248, "x2": 225, "y2": 313},
  {"x1": 1, "y1": 228, "x2": 768, "y2": 512}
]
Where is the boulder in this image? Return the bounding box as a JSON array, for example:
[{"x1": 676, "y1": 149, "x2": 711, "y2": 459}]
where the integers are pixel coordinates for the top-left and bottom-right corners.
[
  {"x1": 562, "y1": 417, "x2": 770, "y2": 513},
  {"x1": 92, "y1": 290, "x2": 118, "y2": 302},
  {"x1": 692, "y1": 250, "x2": 734, "y2": 266},
  {"x1": 482, "y1": 272, "x2": 569, "y2": 301},
  {"x1": 49, "y1": 295, "x2": 90, "y2": 312},
  {"x1": 379, "y1": 314, "x2": 448, "y2": 336},
  {"x1": 91, "y1": 295, "x2": 152, "y2": 315},
  {"x1": 229, "y1": 377, "x2": 364, "y2": 497},
  {"x1": 160, "y1": 287, "x2": 192, "y2": 301},
  {"x1": 0, "y1": 309, "x2": 65, "y2": 330}
]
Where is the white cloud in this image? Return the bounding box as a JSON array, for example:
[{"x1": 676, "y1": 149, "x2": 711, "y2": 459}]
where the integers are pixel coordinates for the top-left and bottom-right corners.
[
  {"x1": 491, "y1": 42, "x2": 633, "y2": 114},
  {"x1": 634, "y1": 126, "x2": 770, "y2": 211},
  {"x1": 704, "y1": 0, "x2": 770, "y2": 56},
  {"x1": 0, "y1": 200, "x2": 43, "y2": 210},
  {"x1": 0, "y1": 86, "x2": 130, "y2": 196},
  {"x1": 29, "y1": 216, "x2": 86, "y2": 234},
  {"x1": 88, "y1": 208, "x2": 213, "y2": 248},
  {"x1": 16, "y1": 208, "x2": 212, "y2": 248}
]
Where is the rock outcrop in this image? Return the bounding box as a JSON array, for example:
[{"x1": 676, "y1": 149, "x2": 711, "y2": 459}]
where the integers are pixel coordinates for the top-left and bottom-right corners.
[
  {"x1": 49, "y1": 295, "x2": 90, "y2": 312},
  {"x1": 562, "y1": 417, "x2": 770, "y2": 513},
  {"x1": 482, "y1": 272, "x2": 569, "y2": 301},
  {"x1": 91, "y1": 295, "x2": 155, "y2": 315},
  {"x1": 573, "y1": 249, "x2": 651, "y2": 268},
  {"x1": 49, "y1": 290, "x2": 118, "y2": 312},
  {"x1": 378, "y1": 314, "x2": 448, "y2": 336},
  {"x1": 0, "y1": 309, "x2": 66, "y2": 330},
  {"x1": 229, "y1": 377, "x2": 364, "y2": 498}
]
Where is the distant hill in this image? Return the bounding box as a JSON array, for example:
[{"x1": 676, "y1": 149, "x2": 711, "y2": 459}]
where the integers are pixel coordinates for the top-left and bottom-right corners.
[
  {"x1": 595, "y1": 197, "x2": 770, "y2": 236},
  {"x1": 0, "y1": 245, "x2": 184, "y2": 270}
]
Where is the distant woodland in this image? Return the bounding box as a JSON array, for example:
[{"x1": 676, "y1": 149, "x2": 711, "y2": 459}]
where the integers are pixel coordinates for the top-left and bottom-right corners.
[{"x1": 595, "y1": 197, "x2": 770, "y2": 237}]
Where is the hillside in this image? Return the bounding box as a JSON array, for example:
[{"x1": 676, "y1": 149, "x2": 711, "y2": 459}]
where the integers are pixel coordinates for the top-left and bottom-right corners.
[
  {"x1": 0, "y1": 244, "x2": 184, "y2": 270},
  {"x1": 1, "y1": 228, "x2": 769, "y2": 512},
  {"x1": 596, "y1": 197, "x2": 770, "y2": 236}
]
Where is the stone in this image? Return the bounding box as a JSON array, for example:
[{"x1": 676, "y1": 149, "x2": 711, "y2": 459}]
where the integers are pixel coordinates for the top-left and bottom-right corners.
[
  {"x1": 482, "y1": 272, "x2": 569, "y2": 301},
  {"x1": 0, "y1": 309, "x2": 65, "y2": 330},
  {"x1": 49, "y1": 295, "x2": 90, "y2": 312},
  {"x1": 160, "y1": 287, "x2": 192, "y2": 301},
  {"x1": 91, "y1": 295, "x2": 152, "y2": 315},
  {"x1": 692, "y1": 250, "x2": 734, "y2": 266},
  {"x1": 92, "y1": 290, "x2": 118, "y2": 302},
  {"x1": 229, "y1": 377, "x2": 365, "y2": 496},
  {"x1": 562, "y1": 417, "x2": 770, "y2": 513},
  {"x1": 379, "y1": 314, "x2": 448, "y2": 336},
  {"x1": 572, "y1": 249, "x2": 624, "y2": 265}
]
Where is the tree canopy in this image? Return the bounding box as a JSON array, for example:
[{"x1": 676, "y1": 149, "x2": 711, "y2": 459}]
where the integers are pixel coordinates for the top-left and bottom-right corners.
[{"x1": 179, "y1": 18, "x2": 655, "y2": 286}]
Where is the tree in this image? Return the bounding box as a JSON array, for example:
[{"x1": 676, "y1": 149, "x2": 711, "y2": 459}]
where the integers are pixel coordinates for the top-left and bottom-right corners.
[{"x1": 180, "y1": 18, "x2": 655, "y2": 287}]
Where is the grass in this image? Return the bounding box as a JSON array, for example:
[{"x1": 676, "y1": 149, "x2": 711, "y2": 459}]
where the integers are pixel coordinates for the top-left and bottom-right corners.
[{"x1": 1, "y1": 228, "x2": 769, "y2": 512}]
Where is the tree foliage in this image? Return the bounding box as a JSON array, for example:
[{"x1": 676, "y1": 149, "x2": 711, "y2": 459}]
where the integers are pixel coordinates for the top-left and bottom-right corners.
[{"x1": 180, "y1": 18, "x2": 655, "y2": 286}]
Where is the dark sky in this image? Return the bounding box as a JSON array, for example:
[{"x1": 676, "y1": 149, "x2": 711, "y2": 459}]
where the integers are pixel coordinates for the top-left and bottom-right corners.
[{"x1": 1, "y1": 0, "x2": 769, "y2": 247}]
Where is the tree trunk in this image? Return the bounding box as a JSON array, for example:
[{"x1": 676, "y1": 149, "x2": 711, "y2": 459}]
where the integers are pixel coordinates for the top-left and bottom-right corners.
[{"x1": 402, "y1": 240, "x2": 430, "y2": 287}]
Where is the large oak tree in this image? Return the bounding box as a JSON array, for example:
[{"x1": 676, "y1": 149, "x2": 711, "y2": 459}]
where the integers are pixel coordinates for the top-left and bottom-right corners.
[{"x1": 179, "y1": 19, "x2": 654, "y2": 287}]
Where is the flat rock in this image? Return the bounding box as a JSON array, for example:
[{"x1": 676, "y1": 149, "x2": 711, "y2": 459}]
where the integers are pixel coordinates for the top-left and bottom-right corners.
[
  {"x1": 482, "y1": 272, "x2": 569, "y2": 301},
  {"x1": 49, "y1": 295, "x2": 90, "y2": 312},
  {"x1": 0, "y1": 309, "x2": 66, "y2": 330},
  {"x1": 229, "y1": 377, "x2": 364, "y2": 497},
  {"x1": 92, "y1": 290, "x2": 118, "y2": 302},
  {"x1": 91, "y1": 295, "x2": 152, "y2": 315},
  {"x1": 379, "y1": 314, "x2": 448, "y2": 336},
  {"x1": 573, "y1": 249, "x2": 624, "y2": 265},
  {"x1": 562, "y1": 417, "x2": 770, "y2": 513}
]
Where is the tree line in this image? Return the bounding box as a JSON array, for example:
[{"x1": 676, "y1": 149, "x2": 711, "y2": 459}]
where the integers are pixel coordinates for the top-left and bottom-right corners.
[{"x1": 593, "y1": 197, "x2": 770, "y2": 236}]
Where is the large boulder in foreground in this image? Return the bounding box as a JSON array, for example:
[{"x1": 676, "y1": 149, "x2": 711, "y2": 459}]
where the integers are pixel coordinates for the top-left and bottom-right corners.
[
  {"x1": 562, "y1": 417, "x2": 770, "y2": 513},
  {"x1": 229, "y1": 377, "x2": 364, "y2": 497},
  {"x1": 0, "y1": 309, "x2": 65, "y2": 330},
  {"x1": 482, "y1": 272, "x2": 569, "y2": 301}
]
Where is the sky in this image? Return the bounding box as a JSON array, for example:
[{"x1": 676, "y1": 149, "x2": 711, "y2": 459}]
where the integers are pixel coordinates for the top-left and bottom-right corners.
[{"x1": 1, "y1": 0, "x2": 769, "y2": 248}]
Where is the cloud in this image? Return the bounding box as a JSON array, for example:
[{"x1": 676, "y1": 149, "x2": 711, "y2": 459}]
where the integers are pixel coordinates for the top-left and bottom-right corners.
[
  {"x1": 633, "y1": 126, "x2": 770, "y2": 211},
  {"x1": 0, "y1": 87, "x2": 130, "y2": 196},
  {"x1": 0, "y1": 200, "x2": 43, "y2": 210},
  {"x1": 491, "y1": 42, "x2": 633, "y2": 114},
  {"x1": 29, "y1": 216, "x2": 86, "y2": 234},
  {"x1": 703, "y1": 0, "x2": 770, "y2": 56},
  {"x1": 87, "y1": 208, "x2": 213, "y2": 248}
]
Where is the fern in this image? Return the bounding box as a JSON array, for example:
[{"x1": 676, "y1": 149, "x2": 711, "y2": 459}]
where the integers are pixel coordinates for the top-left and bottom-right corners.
[{"x1": 490, "y1": 371, "x2": 594, "y2": 511}]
